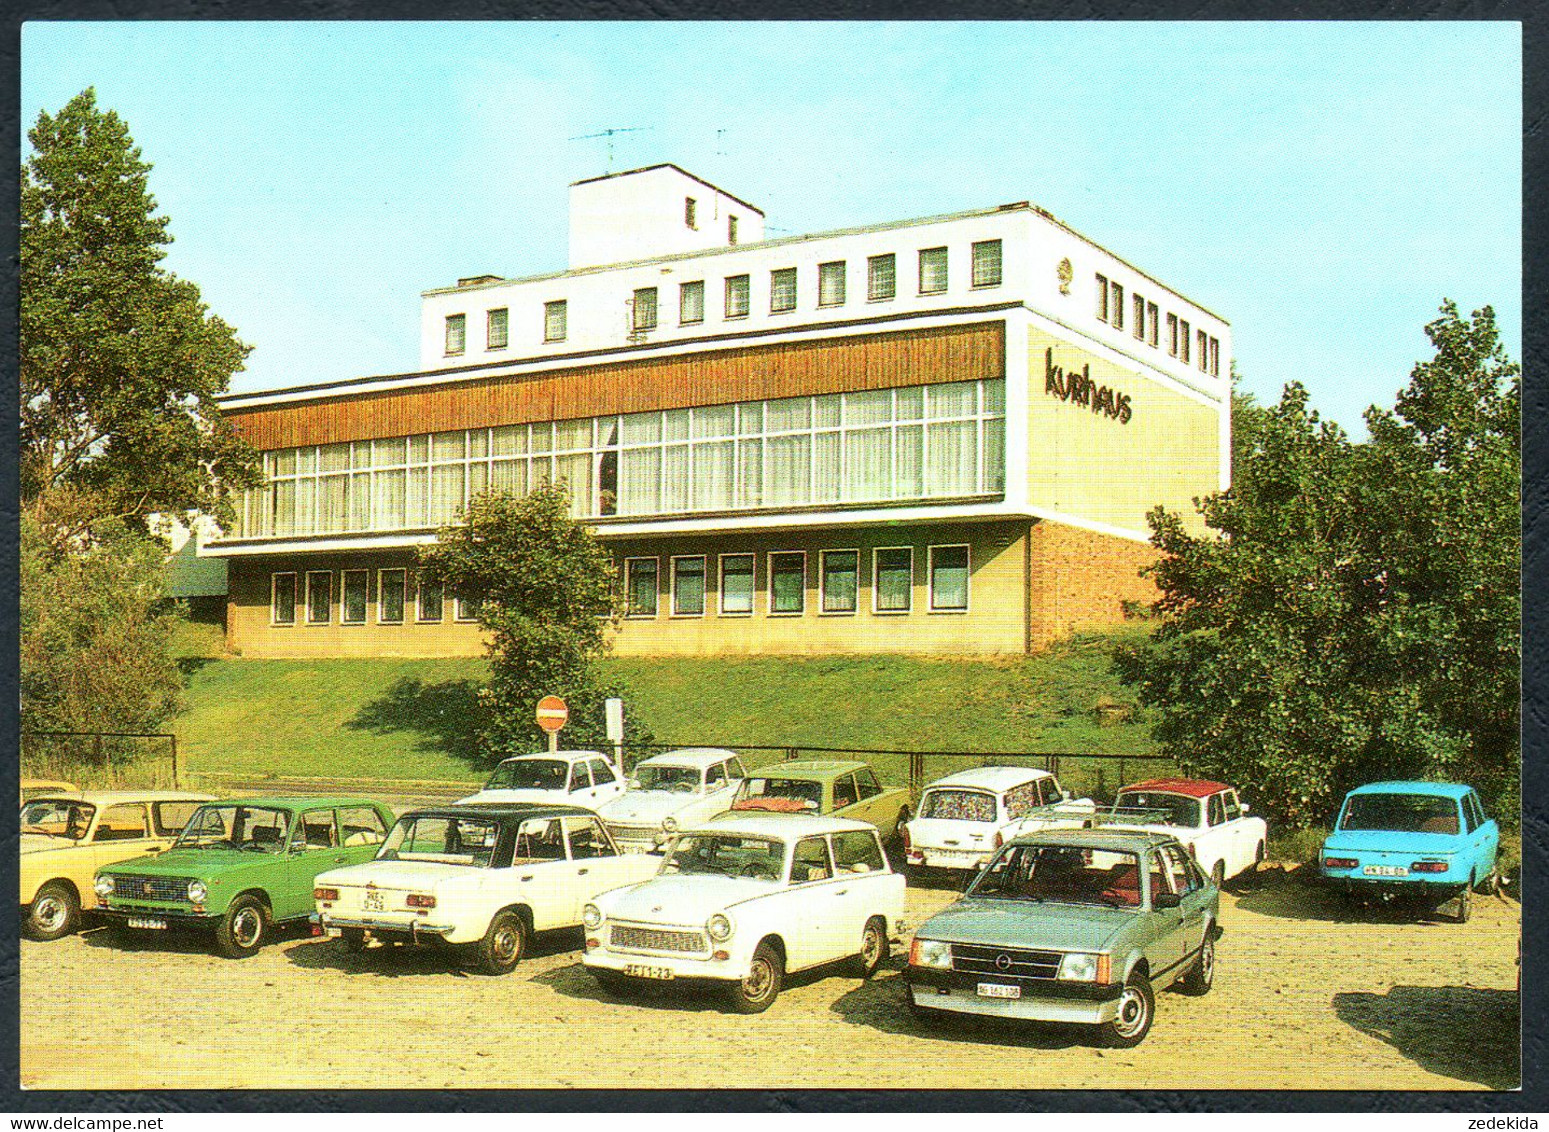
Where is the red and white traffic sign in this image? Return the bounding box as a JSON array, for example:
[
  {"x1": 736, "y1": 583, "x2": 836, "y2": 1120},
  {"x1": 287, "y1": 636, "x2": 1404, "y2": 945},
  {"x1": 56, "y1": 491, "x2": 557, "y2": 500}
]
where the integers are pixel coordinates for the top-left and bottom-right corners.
[{"x1": 535, "y1": 696, "x2": 568, "y2": 733}]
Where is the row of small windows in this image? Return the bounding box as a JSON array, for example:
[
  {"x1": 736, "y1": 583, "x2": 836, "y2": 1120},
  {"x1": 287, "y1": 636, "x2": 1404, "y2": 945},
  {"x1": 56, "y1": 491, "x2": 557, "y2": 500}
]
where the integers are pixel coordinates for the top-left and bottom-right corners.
[
  {"x1": 1095, "y1": 273, "x2": 1221, "y2": 377},
  {"x1": 269, "y1": 569, "x2": 480, "y2": 628},
  {"x1": 442, "y1": 240, "x2": 1004, "y2": 355},
  {"x1": 623, "y1": 545, "x2": 970, "y2": 618}
]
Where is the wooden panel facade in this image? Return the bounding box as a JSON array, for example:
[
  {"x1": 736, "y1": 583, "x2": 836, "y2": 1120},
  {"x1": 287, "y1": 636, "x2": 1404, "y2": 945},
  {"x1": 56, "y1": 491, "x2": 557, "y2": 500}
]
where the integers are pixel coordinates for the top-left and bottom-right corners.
[{"x1": 227, "y1": 321, "x2": 1005, "y2": 450}]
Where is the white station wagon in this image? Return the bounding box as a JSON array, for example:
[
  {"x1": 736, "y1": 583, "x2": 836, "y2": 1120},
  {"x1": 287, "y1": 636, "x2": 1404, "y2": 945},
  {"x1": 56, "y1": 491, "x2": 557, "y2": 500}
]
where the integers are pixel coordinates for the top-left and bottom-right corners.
[
  {"x1": 311, "y1": 803, "x2": 659, "y2": 974},
  {"x1": 582, "y1": 813, "x2": 907, "y2": 1013},
  {"x1": 456, "y1": 751, "x2": 625, "y2": 809},
  {"x1": 904, "y1": 767, "x2": 1095, "y2": 874},
  {"x1": 595, "y1": 748, "x2": 748, "y2": 853}
]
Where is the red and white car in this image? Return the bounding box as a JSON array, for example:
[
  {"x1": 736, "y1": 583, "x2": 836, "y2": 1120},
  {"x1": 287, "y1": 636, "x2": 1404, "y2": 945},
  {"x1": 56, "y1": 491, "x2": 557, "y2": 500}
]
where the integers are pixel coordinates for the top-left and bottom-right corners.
[{"x1": 1101, "y1": 778, "x2": 1267, "y2": 886}]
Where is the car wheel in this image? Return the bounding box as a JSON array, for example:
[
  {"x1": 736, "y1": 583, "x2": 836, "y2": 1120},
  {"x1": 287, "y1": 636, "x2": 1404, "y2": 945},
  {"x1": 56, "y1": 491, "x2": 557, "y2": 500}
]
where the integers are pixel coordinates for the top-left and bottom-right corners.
[
  {"x1": 1475, "y1": 865, "x2": 1501, "y2": 896},
  {"x1": 474, "y1": 910, "x2": 527, "y2": 975},
  {"x1": 24, "y1": 882, "x2": 80, "y2": 942},
  {"x1": 1180, "y1": 931, "x2": 1215, "y2": 996},
  {"x1": 850, "y1": 916, "x2": 887, "y2": 979},
  {"x1": 1099, "y1": 971, "x2": 1155, "y2": 1048},
  {"x1": 215, "y1": 895, "x2": 269, "y2": 958},
  {"x1": 1453, "y1": 883, "x2": 1473, "y2": 924},
  {"x1": 340, "y1": 927, "x2": 368, "y2": 954},
  {"x1": 594, "y1": 969, "x2": 641, "y2": 998},
  {"x1": 726, "y1": 942, "x2": 783, "y2": 1014}
]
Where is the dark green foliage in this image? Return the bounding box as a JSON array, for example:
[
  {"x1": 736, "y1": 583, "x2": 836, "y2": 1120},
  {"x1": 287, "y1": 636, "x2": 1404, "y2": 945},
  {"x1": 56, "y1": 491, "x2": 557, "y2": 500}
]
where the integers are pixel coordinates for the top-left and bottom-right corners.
[{"x1": 1116, "y1": 304, "x2": 1519, "y2": 827}]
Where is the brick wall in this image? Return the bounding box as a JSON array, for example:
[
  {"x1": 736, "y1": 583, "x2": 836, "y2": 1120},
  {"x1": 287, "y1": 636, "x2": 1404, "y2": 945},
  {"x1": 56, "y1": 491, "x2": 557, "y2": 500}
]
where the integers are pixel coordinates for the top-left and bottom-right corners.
[{"x1": 1025, "y1": 520, "x2": 1158, "y2": 648}]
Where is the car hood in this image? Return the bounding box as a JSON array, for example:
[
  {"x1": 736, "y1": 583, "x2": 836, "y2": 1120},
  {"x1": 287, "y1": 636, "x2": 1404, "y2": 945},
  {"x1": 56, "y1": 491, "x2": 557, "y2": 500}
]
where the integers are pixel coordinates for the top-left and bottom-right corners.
[
  {"x1": 315, "y1": 859, "x2": 477, "y2": 892},
  {"x1": 914, "y1": 896, "x2": 1135, "y2": 953},
  {"x1": 455, "y1": 788, "x2": 573, "y2": 806},
  {"x1": 1322, "y1": 829, "x2": 1459, "y2": 855},
  {"x1": 597, "y1": 873, "x2": 775, "y2": 923},
  {"x1": 100, "y1": 847, "x2": 277, "y2": 879},
  {"x1": 596, "y1": 792, "x2": 699, "y2": 825},
  {"x1": 20, "y1": 834, "x2": 81, "y2": 855}
]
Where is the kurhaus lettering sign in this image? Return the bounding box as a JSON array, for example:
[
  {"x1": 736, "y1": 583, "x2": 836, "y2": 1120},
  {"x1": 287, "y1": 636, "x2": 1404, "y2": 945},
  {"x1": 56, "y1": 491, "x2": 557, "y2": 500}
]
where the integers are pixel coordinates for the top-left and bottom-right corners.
[{"x1": 1045, "y1": 348, "x2": 1133, "y2": 425}]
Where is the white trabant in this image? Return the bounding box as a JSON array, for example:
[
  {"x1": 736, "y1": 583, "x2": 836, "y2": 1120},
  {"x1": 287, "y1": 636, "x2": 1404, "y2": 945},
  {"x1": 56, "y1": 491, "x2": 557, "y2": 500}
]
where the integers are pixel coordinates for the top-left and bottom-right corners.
[
  {"x1": 582, "y1": 812, "x2": 907, "y2": 1013},
  {"x1": 311, "y1": 803, "x2": 659, "y2": 974},
  {"x1": 904, "y1": 767, "x2": 1095, "y2": 874},
  {"x1": 455, "y1": 750, "x2": 625, "y2": 808},
  {"x1": 1100, "y1": 778, "x2": 1269, "y2": 885},
  {"x1": 595, "y1": 748, "x2": 748, "y2": 853}
]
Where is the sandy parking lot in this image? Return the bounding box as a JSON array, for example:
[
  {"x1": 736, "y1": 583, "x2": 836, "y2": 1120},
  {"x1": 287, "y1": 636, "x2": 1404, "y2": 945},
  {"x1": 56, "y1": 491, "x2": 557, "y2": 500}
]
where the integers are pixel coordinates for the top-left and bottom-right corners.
[{"x1": 21, "y1": 871, "x2": 1519, "y2": 1092}]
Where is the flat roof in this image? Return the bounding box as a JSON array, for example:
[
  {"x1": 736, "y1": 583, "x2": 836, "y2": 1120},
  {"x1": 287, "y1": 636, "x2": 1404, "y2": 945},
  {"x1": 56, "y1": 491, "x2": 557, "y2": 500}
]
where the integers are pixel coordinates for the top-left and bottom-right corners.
[{"x1": 570, "y1": 162, "x2": 765, "y2": 218}]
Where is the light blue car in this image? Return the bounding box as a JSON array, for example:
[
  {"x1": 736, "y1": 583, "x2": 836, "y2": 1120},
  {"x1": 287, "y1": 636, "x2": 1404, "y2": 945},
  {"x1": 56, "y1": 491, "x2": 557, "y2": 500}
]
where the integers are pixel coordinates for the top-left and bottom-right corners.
[{"x1": 1320, "y1": 781, "x2": 1499, "y2": 922}]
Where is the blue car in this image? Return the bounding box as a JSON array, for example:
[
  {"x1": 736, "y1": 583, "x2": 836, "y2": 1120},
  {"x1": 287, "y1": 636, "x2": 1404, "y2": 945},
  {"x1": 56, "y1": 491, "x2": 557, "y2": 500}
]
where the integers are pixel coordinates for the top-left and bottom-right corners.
[{"x1": 1320, "y1": 781, "x2": 1499, "y2": 922}]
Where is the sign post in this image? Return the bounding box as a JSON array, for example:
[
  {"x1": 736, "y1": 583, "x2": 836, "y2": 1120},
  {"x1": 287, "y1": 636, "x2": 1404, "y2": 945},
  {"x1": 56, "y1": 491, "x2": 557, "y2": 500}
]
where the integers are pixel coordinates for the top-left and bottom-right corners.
[
  {"x1": 604, "y1": 697, "x2": 625, "y2": 776},
  {"x1": 535, "y1": 695, "x2": 568, "y2": 755}
]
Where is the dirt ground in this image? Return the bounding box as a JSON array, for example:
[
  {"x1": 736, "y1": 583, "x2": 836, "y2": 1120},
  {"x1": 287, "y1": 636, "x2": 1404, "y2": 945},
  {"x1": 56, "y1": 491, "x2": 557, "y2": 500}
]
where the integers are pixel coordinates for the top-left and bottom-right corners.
[{"x1": 21, "y1": 870, "x2": 1520, "y2": 1092}]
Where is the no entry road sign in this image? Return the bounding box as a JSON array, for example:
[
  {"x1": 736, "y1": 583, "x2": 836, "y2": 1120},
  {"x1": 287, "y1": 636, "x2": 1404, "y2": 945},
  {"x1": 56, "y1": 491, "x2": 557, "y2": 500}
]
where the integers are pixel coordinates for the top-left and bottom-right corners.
[{"x1": 535, "y1": 696, "x2": 569, "y2": 734}]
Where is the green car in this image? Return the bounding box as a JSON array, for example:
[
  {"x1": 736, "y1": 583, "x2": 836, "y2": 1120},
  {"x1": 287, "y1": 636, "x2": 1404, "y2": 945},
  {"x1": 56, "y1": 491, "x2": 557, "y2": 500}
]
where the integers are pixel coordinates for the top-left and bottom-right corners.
[
  {"x1": 728, "y1": 759, "x2": 913, "y2": 844},
  {"x1": 93, "y1": 796, "x2": 394, "y2": 958}
]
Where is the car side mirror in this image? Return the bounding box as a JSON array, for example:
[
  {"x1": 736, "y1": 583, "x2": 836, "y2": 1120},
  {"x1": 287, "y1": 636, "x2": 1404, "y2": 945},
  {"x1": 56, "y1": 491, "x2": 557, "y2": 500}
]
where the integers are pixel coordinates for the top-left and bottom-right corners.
[{"x1": 1154, "y1": 891, "x2": 1182, "y2": 909}]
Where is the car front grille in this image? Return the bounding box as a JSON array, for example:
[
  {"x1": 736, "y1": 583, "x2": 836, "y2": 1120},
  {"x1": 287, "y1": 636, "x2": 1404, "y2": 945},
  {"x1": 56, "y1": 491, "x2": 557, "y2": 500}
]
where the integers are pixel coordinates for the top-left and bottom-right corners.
[
  {"x1": 113, "y1": 875, "x2": 191, "y2": 903},
  {"x1": 608, "y1": 824, "x2": 659, "y2": 843},
  {"x1": 610, "y1": 924, "x2": 706, "y2": 954},
  {"x1": 951, "y1": 943, "x2": 1063, "y2": 979}
]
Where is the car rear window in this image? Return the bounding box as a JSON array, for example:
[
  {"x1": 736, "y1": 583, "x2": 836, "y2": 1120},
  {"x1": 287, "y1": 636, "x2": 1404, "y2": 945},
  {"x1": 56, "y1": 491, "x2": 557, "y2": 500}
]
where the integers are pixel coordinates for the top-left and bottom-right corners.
[
  {"x1": 1341, "y1": 793, "x2": 1460, "y2": 835},
  {"x1": 921, "y1": 789, "x2": 996, "y2": 823}
]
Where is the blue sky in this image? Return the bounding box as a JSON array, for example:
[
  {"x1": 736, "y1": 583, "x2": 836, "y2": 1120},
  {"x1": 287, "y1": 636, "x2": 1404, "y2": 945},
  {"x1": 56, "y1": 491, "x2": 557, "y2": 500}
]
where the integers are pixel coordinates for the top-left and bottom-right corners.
[{"x1": 22, "y1": 21, "x2": 1520, "y2": 436}]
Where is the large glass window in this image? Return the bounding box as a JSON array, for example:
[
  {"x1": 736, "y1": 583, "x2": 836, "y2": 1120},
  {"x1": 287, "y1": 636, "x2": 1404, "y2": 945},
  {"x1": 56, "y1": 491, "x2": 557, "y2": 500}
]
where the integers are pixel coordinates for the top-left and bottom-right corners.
[
  {"x1": 544, "y1": 300, "x2": 567, "y2": 343},
  {"x1": 417, "y1": 578, "x2": 444, "y2": 623},
  {"x1": 769, "y1": 552, "x2": 805, "y2": 615},
  {"x1": 770, "y1": 268, "x2": 797, "y2": 313},
  {"x1": 624, "y1": 558, "x2": 658, "y2": 617},
  {"x1": 378, "y1": 569, "x2": 406, "y2": 624},
  {"x1": 873, "y1": 547, "x2": 912, "y2": 613},
  {"x1": 818, "y1": 261, "x2": 846, "y2": 307},
  {"x1": 971, "y1": 240, "x2": 1002, "y2": 288},
  {"x1": 725, "y1": 274, "x2": 750, "y2": 319},
  {"x1": 719, "y1": 554, "x2": 755, "y2": 615},
  {"x1": 487, "y1": 307, "x2": 509, "y2": 350},
  {"x1": 341, "y1": 569, "x2": 369, "y2": 625},
  {"x1": 820, "y1": 550, "x2": 859, "y2": 614},
  {"x1": 868, "y1": 254, "x2": 896, "y2": 301},
  {"x1": 929, "y1": 545, "x2": 969, "y2": 612},
  {"x1": 672, "y1": 556, "x2": 706, "y2": 616},
  {"x1": 271, "y1": 572, "x2": 297, "y2": 625},
  {"x1": 680, "y1": 280, "x2": 705, "y2": 325},
  {"x1": 305, "y1": 571, "x2": 332, "y2": 625},
  {"x1": 632, "y1": 288, "x2": 658, "y2": 331},
  {"x1": 919, "y1": 247, "x2": 948, "y2": 294}
]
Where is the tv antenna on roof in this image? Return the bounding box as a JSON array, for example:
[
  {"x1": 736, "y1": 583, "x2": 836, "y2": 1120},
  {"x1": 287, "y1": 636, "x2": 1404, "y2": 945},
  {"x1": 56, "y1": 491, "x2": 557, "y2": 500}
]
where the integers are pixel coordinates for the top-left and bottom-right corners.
[{"x1": 570, "y1": 126, "x2": 652, "y2": 172}]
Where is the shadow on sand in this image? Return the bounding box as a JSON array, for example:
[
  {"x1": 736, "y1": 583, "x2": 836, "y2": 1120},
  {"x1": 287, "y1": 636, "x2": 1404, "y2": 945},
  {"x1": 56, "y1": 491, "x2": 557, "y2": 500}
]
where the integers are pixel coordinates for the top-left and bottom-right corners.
[
  {"x1": 1334, "y1": 984, "x2": 1520, "y2": 1090},
  {"x1": 282, "y1": 925, "x2": 584, "y2": 979}
]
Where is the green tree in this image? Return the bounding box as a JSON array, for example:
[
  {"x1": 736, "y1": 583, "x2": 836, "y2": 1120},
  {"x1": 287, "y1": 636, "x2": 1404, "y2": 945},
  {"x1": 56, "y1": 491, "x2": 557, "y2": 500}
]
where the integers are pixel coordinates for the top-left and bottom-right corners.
[
  {"x1": 417, "y1": 484, "x2": 645, "y2": 759},
  {"x1": 1115, "y1": 304, "x2": 1519, "y2": 828},
  {"x1": 21, "y1": 87, "x2": 260, "y2": 537}
]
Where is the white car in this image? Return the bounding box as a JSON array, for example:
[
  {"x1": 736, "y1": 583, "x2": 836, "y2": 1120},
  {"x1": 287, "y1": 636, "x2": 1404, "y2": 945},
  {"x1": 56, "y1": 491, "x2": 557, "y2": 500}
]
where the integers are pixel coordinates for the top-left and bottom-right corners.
[
  {"x1": 1101, "y1": 778, "x2": 1268, "y2": 885},
  {"x1": 456, "y1": 750, "x2": 624, "y2": 808},
  {"x1": 904, "y1": 767, "x2": 1095, "y2": 874},
  {"x1": 595, "y1": 748, "x2": 748, "y2": 853},
  {"x1": 582, "y1": 813, "x2": 907, "y2": 1013},
  {"x1": 311, "y1": 803, "x2": 659, "y2": 974}
]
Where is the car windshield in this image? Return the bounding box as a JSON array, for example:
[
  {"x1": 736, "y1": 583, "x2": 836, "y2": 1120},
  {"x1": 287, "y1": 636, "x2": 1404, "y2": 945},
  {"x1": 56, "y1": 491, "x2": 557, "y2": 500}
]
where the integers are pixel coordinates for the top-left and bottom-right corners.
[
  {"x1": 380, "y1": 815, "x2": 500, "y2": 867},
  {"x1": 20, "y1": 800, "x2": 95, "y2": 840},
  {"x1": 175, "y1": 805, "x2": 291, "y2": 852},
  {"x1": 484, "y1": 758, "x2": 568, "y2": 791},
  {"x1": 1112, "y1": 791, "x2": 1202, "y2": 827},
  {"x1": 969, "y1": 844, "x2": 1142, "y2": 908},
  {"x1": 631, "y1": 765, "x2": 703, "y2": 793},
  {"x1": 660, "y1": 833, "x2": 785, "y2": 881},
  {"x1": 920, "y1": 788, "x2": 997, "y2": 822},
  {"x1": 1341, "y1": 792, "x2": 1461, "y2": 835},
  {"x1": 731, "y1": 777, "x2": 822, "y2": 812}
]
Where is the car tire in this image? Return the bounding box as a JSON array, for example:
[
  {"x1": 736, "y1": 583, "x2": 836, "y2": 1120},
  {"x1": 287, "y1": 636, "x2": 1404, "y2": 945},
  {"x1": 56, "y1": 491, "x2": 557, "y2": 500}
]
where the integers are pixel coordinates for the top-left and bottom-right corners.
[
  {"x1": 726, "y1": 941, "x2": 783, "y2": 1014},
  {"x1": 215, "y1": 895, "x2": 270, "y2": 958},
  {"x1": 1475, "y1": 865, "x2": 1501, "y2": 896},
  {"x1": 1453, "y1": 883, "x2": 1473, "y2": 924},
  {"x1": 340, "y1": 927, "x2": 368, "y2": 954},
  {"x1": 1099, "y1": 971, "x2": 1155, "y2": 1048},
  {"x1": 850, "y1": 916, "x2": 887, "y2": 979},
  {"x1": 473, "y1": 910, "x2": 527, "y2": 975},
  {"x1": 24, "y1": 882, "x2": 80, "y2": 942},
  {"x1": 1179, "y1": 931, "x2": 1216, "y2": 996},
  {"x1": 594, "y1": 969, "x2": 640, "y2": 998}
]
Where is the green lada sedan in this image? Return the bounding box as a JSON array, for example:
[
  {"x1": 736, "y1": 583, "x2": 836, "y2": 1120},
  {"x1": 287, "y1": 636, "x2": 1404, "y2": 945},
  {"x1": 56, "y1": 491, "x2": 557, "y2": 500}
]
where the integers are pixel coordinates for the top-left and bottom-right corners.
[
  {"x1": 94, "y1": 796, "x2": 394, "y2": 958},
  {"x1": 904, "y1": 828, "x2": 1221, "y2": 1047}
]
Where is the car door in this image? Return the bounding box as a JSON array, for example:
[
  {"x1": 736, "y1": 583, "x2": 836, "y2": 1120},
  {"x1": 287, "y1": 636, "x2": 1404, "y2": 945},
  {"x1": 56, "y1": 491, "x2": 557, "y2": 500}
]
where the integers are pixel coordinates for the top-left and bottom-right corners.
[
  {"x1": 89, "y1": 802, "x2": 157, "y2": 875},
  {"x1": 588, "y1": 758, "x2": 624, "y2": 805},
  {"x1": 564, "y1": 813, "x2": 619, "y2": 924},
  {"x1": 831, "y1": 774, "x2": 860, "y2": 820},
  {"x1": 1219, "y1": 790, "x2": 1249, "y2": 877},
  {"x1": 1193, "y1": 794, "x2": 1232, "y2": 880},
  {"x1": 830, "y1": 829, "x2": 890, "y2": 952},
  {"x1": 1162, "y1": 842, "x2": 1213, "y2": 966},
  {"x1": 280, "y1": 808, "x2": 343, "y2": 920},
  {"x1": 789, "y1": 834, "x2": 842, "y2": 967},
  {"x1": 1462, "y1": 792, "x2": 1498, "y2": 882},
  {"x1": 511, "y1": 816, "x2": 570, "y2": 930},
  {"x1": 566, "y1": 761, "x2": 597, "y2": 807},
  {"x1": 1144, "y1": 846, "x2": 1190, "y2": 975},
  {"x1": 850, "y1": 768, "x2": 888, "y2": 826}
]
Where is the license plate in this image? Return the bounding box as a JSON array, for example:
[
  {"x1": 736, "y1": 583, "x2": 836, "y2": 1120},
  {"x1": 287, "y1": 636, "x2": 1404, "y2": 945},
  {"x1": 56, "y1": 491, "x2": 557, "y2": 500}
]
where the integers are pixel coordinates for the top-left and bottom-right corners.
[
  {"x1": 624, "y1": 964, "x2": 675, "y2": 981},
  {"x1": 1363, "y1": 865, "x2": 1408, "y2": 877},
  {"x1": 362, "y1": 890, "x2": 385, "y2": 912},
  {"x1": 127, "y1": 917, "x2": 167, "y2": 930},
  {"x1": 977, "y1": 982, "x2": 1020, "y2": 999}
]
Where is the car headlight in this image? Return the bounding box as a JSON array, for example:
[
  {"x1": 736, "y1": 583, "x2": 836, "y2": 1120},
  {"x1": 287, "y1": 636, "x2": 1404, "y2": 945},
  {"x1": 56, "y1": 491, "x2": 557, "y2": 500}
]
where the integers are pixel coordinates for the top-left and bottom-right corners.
[
  {"x1": 909, "y1": 938, "x2": 952, "y2": 969},
  {"x1": 187, "y1": 880, "x2": 208, "y2": 903},
  {"x1": 1057, "y1": 952, "x2": 1103, "y2": 982},
  {"x1": 661, "y1": 815, "x2": 679, "y2": 834},
  {"x1": 582, "y1": 903, "x2": 603, "y2": 931},
  {"x1": 706, "y1": 912, "x2": 733, "y2": 942},
  {"x1": 95, "y1": 876, "x2": 115, "y2": 898}
]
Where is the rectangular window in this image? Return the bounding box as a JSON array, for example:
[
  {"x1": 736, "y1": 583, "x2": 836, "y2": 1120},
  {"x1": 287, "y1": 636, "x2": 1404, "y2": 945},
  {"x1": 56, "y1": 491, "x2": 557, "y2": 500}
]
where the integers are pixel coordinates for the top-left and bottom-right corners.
[
  {"x1": 624, "y1": 558, "x2": 659, "y2": 618},
  {"x1": 680, "y1": 280, "x2": 705, "y2": 325},
  {"x1": 544, "y1": 300, "x2": 567, "y2": 343},
  {"x1": 1096, "y1": 274, "x2": 1109, "y2": 322},
  {"x1": 1179, "y1": 319, "x2": 1191, "y2": 364},
  {"x1": 728, "y1": 215, "x2": 739, "y2": 245},
  {"x1": 305, "y1": 571, "x2": 332, "y2": 625},
  {"x1": 271, "y1": 572, "x2": 297, "y2": 626},
  {"x1": 818, "y1": 261, "x2": 846, "y2": 307},
  {"x1": 1198, "y1": 328, "x2": 1210, "y2": 371},
  {"x1": 719, "y1": 553, "x2": 755, "y2": 615},
  {"x1": 444, "y1": 314, "x2": 466, "y2": 356},
  {"x1": 770, "y1": 268, "x2": 797, "y2": 313},
  {"x1": 820, "y1": 550, "x2": 859, "y2": 614},
  {"x1": 341, "y1": 569, "x2": 369, "y2": 625},
  {"x1": 671, "y1": 556, "x2": 706, "y2": 616},
  {"x1": 971, "y1": 240, "x2": 1002, "y2": 288},
  {"x1": 873, "y1": 547, "x2": 913, "y2": 613},
  {"x1": 769, "y1": 551, "x2": 806, "y2": 615},
  {"x1": 486, "y1": 307, "x2": 509, "y2": 351},
  {"x1": 929, "y1": 545, "x2": 969, "y2": 612},
  {"x1": 919, "y1": 247, "x2": 948, "y2": 294},
  {"x1": 684, "y1": 196, "x2": 697, "y2": 229},
  {"x1": 454, "y1": 593, "x2": 483, "y2": 622},
  {"x1": 417, "y1": 577, "x2": 444, "y2": 623},
  {"x1": 1167, "y1": 313, "x2": 1179, "y2": 357},
  {"x1": 1110, "y1": 282, "x2": 1124, "y2": 330},
  {"x1": 633, "y1": 288, "x2": 658, "y2": 331},
  {"x1": 725, "y1": 274, "x2": 750, "y2": 319},
  {"x1": 868, "y1": 254, "x2": 897, "y2": 301},
  {"x1": 378, "y1": 569, "x2": 406, "y2": 624},
  {"x1": 1133, "y1": 294, "x2": 1146, "y2": 340},
  {"x1": 1209, "y1": 336, "x2": 1221, "y2": 377},
  {"x1": 1147, "y1": 302, "x2": 1160, "y2": 348}
]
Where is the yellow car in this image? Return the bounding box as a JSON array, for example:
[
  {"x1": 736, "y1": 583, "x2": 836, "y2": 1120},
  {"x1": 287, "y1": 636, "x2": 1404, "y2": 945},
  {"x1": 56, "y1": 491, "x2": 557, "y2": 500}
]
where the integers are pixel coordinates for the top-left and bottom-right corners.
[
  {"x1": 21, "y1": 790, "x2": 213, "y2": 940},
  {"x1": 20, "y1": 779, "x2": 78, "y2": 804}
]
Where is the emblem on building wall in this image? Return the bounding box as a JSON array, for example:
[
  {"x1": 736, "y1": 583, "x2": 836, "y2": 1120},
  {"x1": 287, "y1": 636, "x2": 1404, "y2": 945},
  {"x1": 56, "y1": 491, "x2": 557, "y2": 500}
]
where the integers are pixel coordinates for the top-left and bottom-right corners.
[{"x1": 1056, "y1": 258, "x2": 1073, "y2": 295}]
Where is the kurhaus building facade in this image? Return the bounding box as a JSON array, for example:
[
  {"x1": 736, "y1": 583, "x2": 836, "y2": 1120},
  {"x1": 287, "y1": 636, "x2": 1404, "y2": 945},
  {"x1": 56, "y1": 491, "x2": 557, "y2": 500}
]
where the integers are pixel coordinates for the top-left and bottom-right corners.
[{"x1": 207, "y1": 164, "x2": 1231, "y2": 659}]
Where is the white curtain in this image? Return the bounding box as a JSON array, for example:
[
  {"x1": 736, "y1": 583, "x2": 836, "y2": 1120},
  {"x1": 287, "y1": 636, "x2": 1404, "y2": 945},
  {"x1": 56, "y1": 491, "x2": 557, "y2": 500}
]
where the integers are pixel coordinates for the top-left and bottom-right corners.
[
  {"x1": 844, "y1": 428, "x2": 892, "y2": 501},
  {"x1": 619, "y1": 448, "x2": 660, "y2": 514},
  {"x1": 693, "y1": 441, "x2": 734, "y2": 510},
  {"x1": 765, "y1": 435, "x2": 809, "y2": 506},
  {"x1": 926, "y1": 421, "x2": 977, "y2": 496}
]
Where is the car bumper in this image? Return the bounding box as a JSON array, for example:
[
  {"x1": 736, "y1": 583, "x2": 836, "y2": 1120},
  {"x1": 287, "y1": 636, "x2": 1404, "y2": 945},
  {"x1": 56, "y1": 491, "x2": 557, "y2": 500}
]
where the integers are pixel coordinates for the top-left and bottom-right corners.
[
  {"x1": 907, "y1": 848, "x2": 991, "y2": 871},
  {"x1": 582, "y1": 944, "x2": 747, "y2": 983},
  {"x1": 96, "y1": 902, "x2": 213, "y2": 928},
  {"x1": 1322, "y1": 873, "x2": 1464, "y2": 898},
  {"x1": 313, "y1": 912, "x2": 459, "y2": 941},
  {"x1": 905, "y1": 966, "x2": 1123, "y2": 1024}
]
